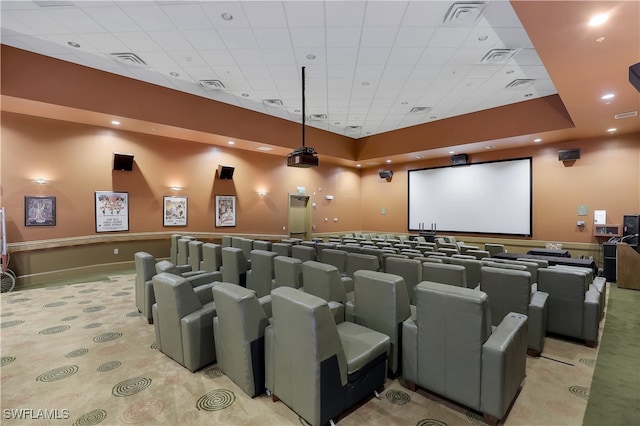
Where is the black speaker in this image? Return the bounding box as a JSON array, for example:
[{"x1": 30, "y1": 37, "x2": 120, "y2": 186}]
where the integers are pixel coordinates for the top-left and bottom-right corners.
[
  {"x1": 451, "y1": 153, "x2": 468, "y2": 165},
  {"x1": 629, "y1": 62, "x2": 640, "y2": 93},
  {"x1": 379, "y1": 170, "x2": 393, "y2": 179},
  {"x1": 558, "y1": 149, "x2": 580, "y2": 161},
  {"x1": 623, "y1": 214, "x2": 640, "y2": 245},
  {"x1": 217, "y1": 165, "x2": 235, "y2": 180},
  {"x1": 113, "y1": 152, "x2": 134, "y2": 171}
]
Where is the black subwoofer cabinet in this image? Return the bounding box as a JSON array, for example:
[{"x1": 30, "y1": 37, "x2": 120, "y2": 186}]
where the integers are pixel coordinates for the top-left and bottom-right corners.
[{"x1": 603, "y1": 242, "x2": 617, "y2": 282}]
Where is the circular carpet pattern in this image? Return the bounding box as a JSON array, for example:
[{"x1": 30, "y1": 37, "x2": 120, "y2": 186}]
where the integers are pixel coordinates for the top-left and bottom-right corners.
[
  {"x1": 112, "y1": 292, "x2": 130, "y2": 296},
  {"x1": 579, "y1": 358, "x2": 596, "y2": 367},
  {"x1": 203, "y1": 366, "x2": 224, "y2": 379},
  {"x1": 62, "y1": 315, "x2": 79, "y2": 321},
  {"x1": 83, "y1": 306, "x2": 107, "y2": 313},
  {"x1": 465, "y1": 410, "x2": 485, "y2": 425},
  {"x1": 44, "y1": 301, "x2": 67, "y2": 307},
  {"x1": 416, "y1": 420, "x2": 448, "y2": 426},
  {"x1": 78, "y1": 300, "x2": 93, "y2": 304},
  {"x1": 1, "y1": 356, "x2": 16, "y2": 366},
  {"x1": 1, "y1": 311, "x2": 15, "y2": 316},
  {"x1": 84, "y1": 323, "x2": 102, "y2": 329},
  {"x1": 36, "y1": 365, "x2": 79, "y2": 382},
  {"x1": 196, "y1": 389, "x2": 236, "y2": 411},
  {"x1": 120, "y1": 398, "x2": 164, "y2": 424},
  {"x1": 6, "y1": 297, "x2": 31, "y2": 304},
  {"x1": 65, "y1": 348, "x2": 89, "y2": 358},
  {"x1": 73, "y1": 408, "x2": 107, "y2": 426},
  {"x1": 112, "y1": 377, "x2": 152, "y2": 397},
  {"x1": 569, "y1": 385, "x2": 590, "y2": 400},
  {"x1": 93, "y1": 332, "x2": 123, "y2": 343},
  {"x1": 126, "y1": 311, "x2": 141, "y2": 317},
  {"x1": 1, "y1": 319, "x2": 24, "y2": 328},
  {"x1": 97, "y1": 361, "x2": 122, "y2": 372},
  {"x1": 39, "y1": 325, "x2": 70, "y2": 334},
  {"x1": 385, "y1": 389, "x2": 411, "y2": 405}
]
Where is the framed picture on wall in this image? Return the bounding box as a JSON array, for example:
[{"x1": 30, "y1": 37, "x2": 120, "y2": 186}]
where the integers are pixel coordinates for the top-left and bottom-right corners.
[
  {"x1": 215, "y1": 195, "x2": 236, "y2": 227},
  {"x1": 24, "y1": 196, "x2": 56, "y2": 226},
  {"x1": 163, "y1": 196, "x2": 187, "y2": 226},
  {"x1": 95, "y1": 191, "x2": 129, "y2": 232}
]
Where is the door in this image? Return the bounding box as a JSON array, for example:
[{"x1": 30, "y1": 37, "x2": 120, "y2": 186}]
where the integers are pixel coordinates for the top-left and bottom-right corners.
[{"x1": 288, "y1": 194, "x2": 311, "y2": 240}]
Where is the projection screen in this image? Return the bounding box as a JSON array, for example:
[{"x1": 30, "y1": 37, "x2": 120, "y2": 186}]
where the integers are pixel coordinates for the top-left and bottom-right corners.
[{"x1": 408, "y1": 157, "x2": 532, "y2": 236}]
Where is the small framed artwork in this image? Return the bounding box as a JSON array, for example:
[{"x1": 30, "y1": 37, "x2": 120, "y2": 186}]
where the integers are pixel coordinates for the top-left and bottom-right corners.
[
  {"x1": 95, "y1": 191, "x2": 129, "y2": 232},
  {"x1": 163, "y1": 196, "x2": 188, "y2": 226},
  {"x1": 215, "y1": 195, "x2": 236, "y2": 227},
  {"x1": 25, "y1": 196, "x2": 56, "y2": 226}
]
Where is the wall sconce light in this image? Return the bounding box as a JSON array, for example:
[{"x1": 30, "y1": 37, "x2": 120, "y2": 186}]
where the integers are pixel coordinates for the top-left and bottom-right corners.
[
  {"x1": 257, "y1": 191, "x2": 268, "y2": 197},
  {"x1": 34, "y1": 178, "x2": 48, "y2": 185},
  {"x1": 171, "y1": 186, "x2": 182, "y2": 192}
]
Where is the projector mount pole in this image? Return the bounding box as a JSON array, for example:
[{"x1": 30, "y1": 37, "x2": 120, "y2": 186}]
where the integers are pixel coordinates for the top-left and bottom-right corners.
[{"x1": 301, "y1": 66, "x2": 306, "y2": 148}]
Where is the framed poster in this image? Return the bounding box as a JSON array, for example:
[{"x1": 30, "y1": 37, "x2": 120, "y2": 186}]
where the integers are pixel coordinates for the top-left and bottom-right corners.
[
  {"x1": 163, "y1": 196, "x2": 187, "y2": 226},
  {"x1": 95, "y1": 191, "x2": 129, "y2": 232},
  {"x1": 25, "y1": 196, "x2": 56, "y2": 226},
  {"x1": 215, "y1": 195, "x2": 236, "y2": 227}
]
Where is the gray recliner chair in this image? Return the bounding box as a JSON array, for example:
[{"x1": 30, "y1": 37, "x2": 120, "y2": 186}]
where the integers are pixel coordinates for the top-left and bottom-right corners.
[
  {"x1": 212, "y1": 283, "x2": 271, "y2": 397},
  {"x1": 155, "y1": 260, "x2": 221, "y2": 285},
  {"x1": 351, "y1": 270, "x2": 413, "y2": 377},
  {"x1": 246, "y1": 249, "x2": 277, "y2": 298},
  {"x1": 450, "y1": 257, "x2": 483, "y2": 289},
  {"x1": 188, "y1": 240, "x2": 204, "y2": 272},
  {"x1": 302, "y1": 260, "x2": 352, "y2": 305},
  {"x1": 151, "y1": 273, "x2": 218, "y2": 372},
  {"x1": 221, "y1": 247, "x2": 249, "y2": 286},
  {"x1": 345, "y1": 252, "x2": 379, "y2": 278},
  {"x1": 402, "y1": 281, "x2": 528, "y2": 426},
  {"x1": 201, "y1": 243, "x2": 222, "y2": 272},
  {"x1": 384, "y1": 257, "x2": 422, "y2": 303},
  {"x1": 481, "y1": 266, "x2": 548, "y2": 356},
  {"x1": 537, "y1": 268, "x2": 600, "y2": 347},
  {"x1": 134, "y1": 251, "x2": 158, "y2": 323},
  {"x1": 320, "y1": 248, "x2": 348, "y2": 276},
  {"x1": 292, "y1": 244, "x2": 317, "y2": 262},
  {"x1": 272, "y1": 256, "x2": 303, "y2": 289},
  {"x1": 422, "y1": 262, "x2": 467, "y2": 287},
  {"x1": 265, "y1": 287, "x2": 390, "y2": 426}
]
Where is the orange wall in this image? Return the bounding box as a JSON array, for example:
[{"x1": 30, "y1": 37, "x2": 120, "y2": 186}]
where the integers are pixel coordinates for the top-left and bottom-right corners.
[
  {"x1": 1, "y1": 111, "x2": 638, "y2": 245},
  {"x1": 1, "y1": 112, "x2": 361, "y2": 243},
  {"x1": 361, "y1": 133, "x2": 640, "y2": 243}
]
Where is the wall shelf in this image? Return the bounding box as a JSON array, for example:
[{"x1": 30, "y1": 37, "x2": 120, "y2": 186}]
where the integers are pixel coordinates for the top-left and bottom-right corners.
[{"x1": 594, "y1": 223, "x2": 621, "y2": 237}]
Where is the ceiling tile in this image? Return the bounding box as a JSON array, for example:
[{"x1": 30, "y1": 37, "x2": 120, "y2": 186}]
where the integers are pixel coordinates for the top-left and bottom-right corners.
[
  {"x1": 182, "y1": 30, "x2": 226, "y2": 50},
  {"x1": 363, "y1": 2, "x2": 408, "y2": 27},
  {"x1": 147, "y1": 31, "x2": 193, "y2": 51},
  {"x1": 82, "y1": 7, "x2": 141, "y2": 32},
  {"x1": 160, "y1": 4, "x2": 212, "y2": 31},
  {"x1": 121, "y1": 4, "x2": 176, "y2": 32},
  {"x1": 217, "y1": 28, "x2": 259, "y2": 49},
  {"x1": 325, "y1": 2, "x2": 366, "y2": 27},
  {"x1": 242, "y1": 2, "x2": 287, "y2": 28},
  {"x1": 283, "y1": 2, "x2": 325, "y2": 28}
]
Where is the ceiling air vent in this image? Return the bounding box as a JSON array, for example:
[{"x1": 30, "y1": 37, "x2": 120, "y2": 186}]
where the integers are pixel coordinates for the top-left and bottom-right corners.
[
  {"x1": 410, "y1": 106, "x2": 432, "y2": 113},
  {"x1": 262, "y1": 99, "x2": 284, "y2": 107},
  {"x1": 308, "y1": 114, "x2": 328, "y2": 121},
  {"x1": 443, "y1": 1, "x2": 486, "y2": 26},
  {"x1": 505, "y1": 79, "x2": 535, "y2": 88},
  {"x1": 110, "y1": 52, "x2": 147, "y2": 67},
  {"x1": 198, "y1": 79, "x2": 225, "y2": 90},
  {"x1": 480, "y1": 49, "x2": 519, "y2": 64},
  {"x1": 614, "y1": 111, "x2": 638, "y2": 119}
]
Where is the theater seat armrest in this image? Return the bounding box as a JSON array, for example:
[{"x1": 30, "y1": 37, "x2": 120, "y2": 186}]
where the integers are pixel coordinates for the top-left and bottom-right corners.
[
  {"x1": 528, "y1": 291, "x2": 548, "y2": 353},
  {"x1": 329, "y1": 301, "x2": 345, "y2": 324},
  {"x1": 583, "y1": 290, "x2": 600, "y2": 343},
  {"x1": 344, "y1": 300, "x2": 354, "y2": 323},
  {"x1": 259, "y1": 295, "x2": 272, "y2": 318},
  {"x1": 177, "y1": 265, "x2": 193, "y2": 274},
  {"x1": 265, "y1": 325, "x2": 274, "y2": 391},
  {"x1": 401, "y1": 318, "x2": 418, "y2": 384},
  {"x1": 187, "y1": 272, "x2": 222, "y2": 287},
  {"x1": 194, "y1": 283, "x2": 216, "y2": 304}
]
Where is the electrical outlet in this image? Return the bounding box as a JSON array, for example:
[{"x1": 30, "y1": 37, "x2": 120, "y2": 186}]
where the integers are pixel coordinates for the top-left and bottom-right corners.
[{"x1": 114, "y1": 248, "x2": 119, "y2": 255}]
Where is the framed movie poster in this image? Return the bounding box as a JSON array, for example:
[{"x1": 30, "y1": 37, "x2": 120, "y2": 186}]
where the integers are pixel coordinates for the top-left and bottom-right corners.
[
  {"x1": 95, "y1": 191, "x2": 129, "y2": 232},
  {"x1": 163, "y1": 196, "x2": 187, "y2": 226},
  {"x1": 215, "y1": 195, "x2": 236, "y2": 227},
  {"x1": 25, "y1": 196, "x2": 56, "y2": 226}
]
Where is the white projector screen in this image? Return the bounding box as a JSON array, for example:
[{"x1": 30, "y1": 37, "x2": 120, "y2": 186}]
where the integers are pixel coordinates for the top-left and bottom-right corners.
[{"x1": 408, "y1": 158, "x2": 532, "y2": 236}]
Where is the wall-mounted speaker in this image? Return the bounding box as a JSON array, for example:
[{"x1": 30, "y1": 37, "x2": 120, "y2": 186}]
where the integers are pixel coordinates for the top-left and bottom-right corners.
[
  {"x1": 379, "y1": 170, "x2": 393, "y2": 179},
  {"x1": 217, "y1": 165, "x2": 235, "y2": 180},
  {"x1": 629, "y1": 62, "x2": 640, "y2": 93},
  {"x1": 450, "y1": 153, "x2": 468, "y2": 165},
  {"x1": 558, "y1": 149, "x2": 581, "y2": 161},
  {"x1": 113, "y1": 152, "x2": 134, "y2": 171},
  {"x1": 623, "y1": 214, "x2": 640, "y2": 245}
]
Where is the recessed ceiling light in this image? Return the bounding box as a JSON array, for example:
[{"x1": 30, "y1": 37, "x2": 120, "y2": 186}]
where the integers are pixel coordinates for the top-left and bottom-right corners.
[
  {"x1": 221, "y1": 13, "x2": 233, "y2": 21},
  {"x1": 485, "y1": 145, "x2": 494, "y2": 149},
  {"x1": 333, "y1": 121, "x2": 341, "y2": 125},
  {"x1": 67, "y1": 41, "x2": 80, "y2": 48},
  {"x1": 111, "y1": 120, "x2": 120, "y2": 125},
  {"x1": 306, "y1": 54, "x2": 316, "y2": 60},
  {"x1": 505, "y1": 70, "x2": 515, "y2": 74},
  {"x1": 477, "y1": 35, "x2": 489, "y2": 42},
  {"x1": 257, "y1": 146, "x2": 274, "y2": 151},
  {"x1": 401, "y1": 101, "x2": 408, "y2": 105},
  {"x1": 169, "y1": 71, "x2": 179, "y2": 77},
  {"x1": 356, "y1": 164, "x2": 362, "y2": 168},
  {"x1": 361, "y1": 81, "x2": 370, "y2": 87},
  {"x1": 601, "y1": 93, "x2": 615, "y2": 100},
  {"x1": 228, "y1": 140, "x2": 235, "y2": 145},
  {"x1": 524, "y1": 93, "x2": 533, "y2": 97},
  {"x1": 386, "y1": 160, "x2": 392, "y2": 163},
  {"x1": 534, "y1": 138, "x2": 542, "y2": 142},
  {"x1": 449, "y1": 150, "x2": 456, "y2": 154},
  {"x1": 607, "y1": 128, "x2": 617, "y2": 132},
  {"x1": 596, "y1": 36, "x2": 605, "y2": 43},
  {"x1": 588, "y1": 13, "x2": 609, "y2": 27},
  {"x1": 241, "y1": 93, "x2": 249, "y2": 97}
]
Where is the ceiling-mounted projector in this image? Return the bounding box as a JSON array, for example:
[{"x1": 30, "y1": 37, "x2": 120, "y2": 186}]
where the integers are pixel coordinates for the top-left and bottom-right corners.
[{"x1": 287, "y1": 146, "x2": 319, "y2": 168}]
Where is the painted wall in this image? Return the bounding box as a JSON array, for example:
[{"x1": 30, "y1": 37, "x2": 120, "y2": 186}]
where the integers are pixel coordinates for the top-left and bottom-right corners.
[
  {"x1": 360, "y1": 133, "x2": 640, "y2": 243},
  {"x1": 1, "y1": 112, "x2": 362, "y2": 244}
]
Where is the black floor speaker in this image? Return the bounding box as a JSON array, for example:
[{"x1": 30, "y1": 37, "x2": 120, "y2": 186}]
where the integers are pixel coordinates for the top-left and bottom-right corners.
[{"x1": 623, "y1": 214, "x2": 639, "y2": 245}]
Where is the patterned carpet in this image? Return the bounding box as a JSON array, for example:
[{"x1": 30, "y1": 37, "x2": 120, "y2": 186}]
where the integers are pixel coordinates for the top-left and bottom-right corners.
[{"x1": 1, "y1": 273, "x2": 604, "y2": 425}]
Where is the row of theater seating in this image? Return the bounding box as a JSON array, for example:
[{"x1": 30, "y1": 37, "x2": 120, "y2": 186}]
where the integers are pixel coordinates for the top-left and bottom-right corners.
[{"x1": 134, "y1": 234, "x2": 605, "y2": 426}]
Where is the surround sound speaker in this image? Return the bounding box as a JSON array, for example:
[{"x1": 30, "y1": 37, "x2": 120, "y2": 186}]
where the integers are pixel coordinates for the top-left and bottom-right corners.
[
  {"x1": 113, "y1": 152, "x2": 134, "y2": 171},
  {"x1": 379, "y1": 170, "x2": 393, "y2": 179},
  {"x1": 217, "y1": 165, "x2": 235, "y2": 180},
  {"x1": 450, "y1": 153, "x2": 468, "y2": 165},
  {"x1": 558, "y1": 149, "x2": 581, "y2": 161},
  {"x1": 630, "y1": 62, "x2": 640, "y2": 93},
  {"x1": 623, "y1": 214, "x2": 640, "y2": 245}
]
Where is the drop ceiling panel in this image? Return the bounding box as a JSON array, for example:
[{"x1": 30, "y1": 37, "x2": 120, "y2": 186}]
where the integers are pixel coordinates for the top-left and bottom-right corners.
[{"x1": 83, "y1": 7, "x2": 141, "y2": 32}]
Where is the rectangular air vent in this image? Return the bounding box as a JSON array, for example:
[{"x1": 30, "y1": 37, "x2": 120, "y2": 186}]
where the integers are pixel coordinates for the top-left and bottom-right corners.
[
  {"x1": 110, "y1": 52, "x2": 147, "y2": 67},
  {"x1": 410, "y1": 106, "x2": 432, "y2": 113},
  {"x1": 308, "y1": 114, "x2": 328, "y2": 121},
  {"x1": 506, "y1": 79, "x2": 535, "y2": 88},
  {"x1": 443, "y1": 1, "x2": 486, "y2": 25},
  {"x1": 198, "y1": 80, "x2": 225, "y2": 90},
  {"x1": 262, "y1": 99, "x2": 284, "y2": 107},
  {"x1": 480, "y1": 49, "x2": 519, "y2": 64},
  {"x1": 614, "y1": 111, "x2": 638, "y2": 119}
]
